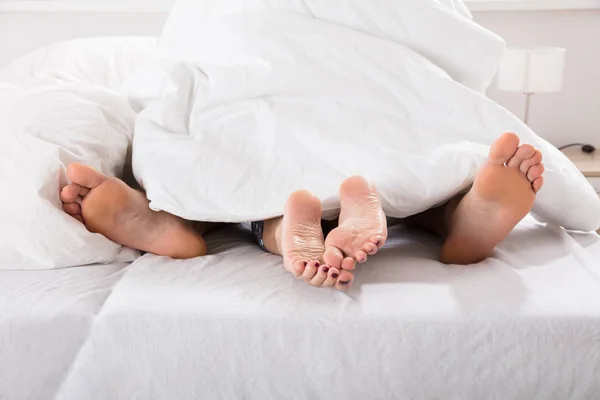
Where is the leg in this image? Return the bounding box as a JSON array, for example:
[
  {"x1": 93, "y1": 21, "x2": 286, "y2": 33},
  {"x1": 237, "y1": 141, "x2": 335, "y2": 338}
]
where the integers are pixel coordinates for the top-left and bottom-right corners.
[
  {"x1": 192, "y1": 221, "x2": 224, "y2": 236},
  {"x1": 261, "y1": 190, "x2": 353, "y2": 290},
  {"x1": 60, "y1": 163, "x2": 207, "y2": 259},
  {"x1": 405, "y1": 201, "x2": 452, "y2": 239},
  {"x1": 323, "y1": 176, "x2": 388, "y2": 279},
  {"x1": 411, "y1": 132, "x2": 545, "y2": 264}
]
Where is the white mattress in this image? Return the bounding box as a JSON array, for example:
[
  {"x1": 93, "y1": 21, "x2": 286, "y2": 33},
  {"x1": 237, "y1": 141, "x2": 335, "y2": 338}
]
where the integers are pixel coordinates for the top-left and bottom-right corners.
[{"x1": 3, "y1": 217, "x2": 599, "y2": 399}]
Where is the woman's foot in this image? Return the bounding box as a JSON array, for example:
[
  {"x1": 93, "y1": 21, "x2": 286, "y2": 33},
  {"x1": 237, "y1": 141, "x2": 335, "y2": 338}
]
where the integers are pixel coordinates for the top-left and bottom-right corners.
[
  {"x1": 60, "y1": 163, "x2": 207, "y2": 259},
  {"x1": 324, "y1": 176, "x2": 387, "y2": 271},
  {"x1": 263, "y1": 190, "x2": 353, "y2": 290},
  {"x1": 440, "y1": 132, "x2": 544, "y2": 264}
]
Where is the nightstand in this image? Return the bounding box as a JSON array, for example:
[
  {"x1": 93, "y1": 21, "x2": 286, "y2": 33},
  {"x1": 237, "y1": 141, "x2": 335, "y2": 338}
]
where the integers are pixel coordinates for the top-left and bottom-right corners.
[{"x1": 562, "y1": 147, "x2": 600, "y2": 233}]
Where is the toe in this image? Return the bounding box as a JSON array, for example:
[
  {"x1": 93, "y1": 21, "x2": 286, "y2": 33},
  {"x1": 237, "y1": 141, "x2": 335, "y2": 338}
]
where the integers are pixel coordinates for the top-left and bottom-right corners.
[
  {"x1": 63, "y1": 202, "x2": 81, "y2": 215},
  {"x1": 291, "y1": 260, "x2": 307, "y2": 278},
  {"x1": 532, "y1": 176, "x2": 544, "y2": 193},
  {"x1": 341, "y1": 257, "x2": 356, "y2": 271},
  {"x1": 73, "y1": 215, "x2": 84, "y2": 224},
  {"x1": 322, "y1": 267, "x2": 341, "y2": 287},
  {"x1": 364, "y1": 242, "x2": 378, "y2": 255},
  {"x1": 370, "y1": 235, "x2": 385, "y2": 248},
  {"x1": 59, "y1": 184, "x2": 76, "y2": 203},
  {"x1": 507, "y1": 144, "x2": 536, "y2": 169},
  {"x1": 335, "y1": 270, "x2": 354, "y2": 291},
  {"x1": 527, "y1": 163, "x2": 545, "y2": 183},
  {"x1": 323, "y1": 246, "x2": 344, "y2": 269},
  {"x1": 300, "y1": 261, "x2": 320, "y2": 281},
  {"x1": 355, "y1": 250, "x2": 368, "y2": 263},
  {"x1": 60, "y1": 183, "x2": 88, "y2": 203},
  {"x1": 66, "y1": 163, "x2": 108, "y2": 189},
  {"x1": 519, "y1": 150, "x2": 543, "y2": 175},
  {"x1": 309, "y1": 265, "x2": 330, "y2": 287},
  {"x1": 488, "y1": 132, "x2": 520, "y2": 165}
]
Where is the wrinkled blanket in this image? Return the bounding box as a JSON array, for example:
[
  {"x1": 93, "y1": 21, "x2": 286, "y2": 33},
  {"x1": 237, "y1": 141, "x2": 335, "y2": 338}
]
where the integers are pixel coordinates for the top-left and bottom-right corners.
[{"x1": 128, "y1": 0, "x2": 600, "y2": 231}]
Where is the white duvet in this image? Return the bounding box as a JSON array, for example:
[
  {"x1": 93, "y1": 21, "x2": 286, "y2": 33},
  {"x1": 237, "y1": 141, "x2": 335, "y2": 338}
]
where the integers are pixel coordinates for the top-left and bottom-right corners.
[{"x1": 130, "y1": 0, "x2": 600, "y2": 231}]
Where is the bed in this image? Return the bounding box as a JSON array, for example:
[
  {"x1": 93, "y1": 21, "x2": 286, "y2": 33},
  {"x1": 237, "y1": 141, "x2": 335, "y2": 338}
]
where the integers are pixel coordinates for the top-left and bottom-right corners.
[
  {"x1": 1, "y1": 33, "x2": 600, "y2": 399},
  {"x1": 2, "y1": 219, "x2": 600, "y2": 399}
]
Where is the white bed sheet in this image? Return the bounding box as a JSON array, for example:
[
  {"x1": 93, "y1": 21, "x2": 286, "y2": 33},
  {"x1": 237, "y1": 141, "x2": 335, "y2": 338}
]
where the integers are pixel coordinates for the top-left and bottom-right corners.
[
  {"x1": 38, "y1": 218, "x2": 600, "y2": 400},
  {"x1": 0, "y1": 263, "x2": 130, "y2": 400}
]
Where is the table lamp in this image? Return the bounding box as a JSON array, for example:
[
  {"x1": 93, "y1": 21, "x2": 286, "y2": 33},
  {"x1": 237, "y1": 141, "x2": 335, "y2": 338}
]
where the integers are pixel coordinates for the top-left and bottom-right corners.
[{"x1": 497, "y1": 46, "x2": 566, "y2": 125}]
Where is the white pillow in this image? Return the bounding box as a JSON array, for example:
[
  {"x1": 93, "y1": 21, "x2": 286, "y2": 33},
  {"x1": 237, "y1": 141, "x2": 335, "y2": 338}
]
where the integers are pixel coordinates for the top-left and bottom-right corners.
[
  {"x1": 160, "y1": 0, "x2": 502, "y2": 93},
  {"x1": 0, "y1": 37, "x2": 159, "y2": 90},
  {"x1": 0, "y1": 78, "x2": 139, "y2": 270}
]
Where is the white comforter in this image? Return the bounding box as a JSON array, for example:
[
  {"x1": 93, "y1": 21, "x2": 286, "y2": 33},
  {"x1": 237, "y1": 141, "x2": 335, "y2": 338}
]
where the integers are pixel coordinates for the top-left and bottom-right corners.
[{"x1": 129, "y1": 0, "x2": 600, "y2": 231}]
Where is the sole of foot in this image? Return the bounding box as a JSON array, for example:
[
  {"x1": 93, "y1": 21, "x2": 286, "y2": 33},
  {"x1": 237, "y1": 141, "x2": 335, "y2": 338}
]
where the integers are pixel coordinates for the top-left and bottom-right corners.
[
  {"x1": 60, "y1": 163, "x2": 207, "y2": 259},
  {"x1": 440, "y1": 132, "x2": 544, "y2": 265},
  {"x1": 281, "y1": 190, "x2": 353, "y2": 290},
  {"x1": 324, "y1": 176, "x2": 388, "y2": 272}
]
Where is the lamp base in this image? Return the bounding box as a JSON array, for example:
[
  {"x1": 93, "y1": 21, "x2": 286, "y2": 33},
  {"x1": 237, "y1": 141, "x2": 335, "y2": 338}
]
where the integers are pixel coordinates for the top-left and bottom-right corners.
[{"x1": 524, "y1": 92, "x2": 533, "y2": 125}]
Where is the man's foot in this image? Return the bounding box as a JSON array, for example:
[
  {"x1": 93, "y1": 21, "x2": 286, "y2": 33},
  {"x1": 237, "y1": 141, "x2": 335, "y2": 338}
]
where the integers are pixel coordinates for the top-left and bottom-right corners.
[
  {"x1": 60, "y1": 163, "x2": 207, "y2": 259},
  {"x1": 440, "y1": 132, "x2": 544, "y2": 264},
  {"x1": 324, "y1": 176, "x2": 387, "y2": 273},
  {"x1": 267, "y1": 190, "x2": 353, "y2": 290}
]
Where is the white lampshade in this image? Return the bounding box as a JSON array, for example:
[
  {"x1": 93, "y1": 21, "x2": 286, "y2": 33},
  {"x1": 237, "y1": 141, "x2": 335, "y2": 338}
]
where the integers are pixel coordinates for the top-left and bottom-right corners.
[{"x1": 497, "y1": 46, "x2": 566, "y2": 93}]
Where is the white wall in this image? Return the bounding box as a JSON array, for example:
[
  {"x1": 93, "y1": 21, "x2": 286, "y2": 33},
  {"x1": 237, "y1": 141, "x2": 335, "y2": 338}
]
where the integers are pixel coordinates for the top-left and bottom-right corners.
[
  {"x1": 0, "y1": 12, "x2": 165, "y2": 66},
  {"x1": 0, "y1": 8, "x2": 598, "y2": 146}
]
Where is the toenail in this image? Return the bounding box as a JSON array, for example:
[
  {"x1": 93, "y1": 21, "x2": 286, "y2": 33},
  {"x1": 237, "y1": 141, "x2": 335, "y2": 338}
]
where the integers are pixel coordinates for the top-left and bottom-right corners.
[
  {"x1": 323, "y1": 267, "x2": 329, "y2": 273},
  {"x1": 314, "y1": 262, "x2": 320, "y2": 268},
  {"x1": 332, "y1": 273, "x2": 339, "y2": 279}
]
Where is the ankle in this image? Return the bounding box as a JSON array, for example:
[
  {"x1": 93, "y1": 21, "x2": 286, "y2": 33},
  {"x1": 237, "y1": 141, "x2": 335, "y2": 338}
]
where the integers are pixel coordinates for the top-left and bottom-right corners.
[
  {"x1": 262, "y1": 218, "x2": 283, "y2": 255},
  {"x1": 443, "y1": 196, "x2": 463, "y2": 236}
]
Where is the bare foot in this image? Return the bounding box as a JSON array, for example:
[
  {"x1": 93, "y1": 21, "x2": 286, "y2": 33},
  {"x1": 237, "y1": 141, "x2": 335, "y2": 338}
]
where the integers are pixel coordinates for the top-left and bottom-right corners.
[
  {"x1": 440, "y1": 132, "x2": 544, "y2": 264},
  {"x1": 264, "y1": 190, "x2": 353, "y2": 290},
  {"x1": 324, "y1": 176, "x2": 387, "y2": 275},
  {"x1": 60, "y1": 163, "x2": 207, "y2": 259}
]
